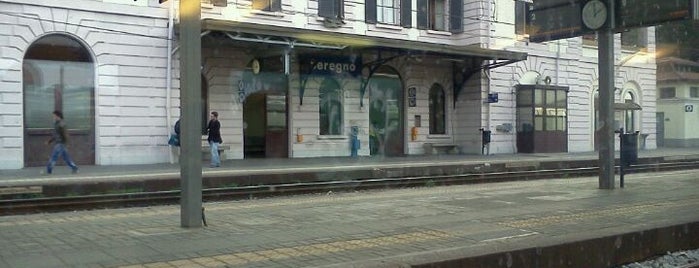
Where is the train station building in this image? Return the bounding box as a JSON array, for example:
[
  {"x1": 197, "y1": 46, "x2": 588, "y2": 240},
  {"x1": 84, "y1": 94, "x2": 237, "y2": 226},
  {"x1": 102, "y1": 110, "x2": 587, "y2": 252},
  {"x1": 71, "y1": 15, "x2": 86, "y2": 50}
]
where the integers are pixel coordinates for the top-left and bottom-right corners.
[{"x1": 0, "y1": 0, "x2": 657, "y2": 169}]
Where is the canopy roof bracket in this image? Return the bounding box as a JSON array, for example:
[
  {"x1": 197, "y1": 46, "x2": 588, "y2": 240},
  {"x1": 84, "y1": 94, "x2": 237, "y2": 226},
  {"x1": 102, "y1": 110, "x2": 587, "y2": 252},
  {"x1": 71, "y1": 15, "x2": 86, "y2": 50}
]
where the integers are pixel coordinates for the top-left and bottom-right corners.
[
  {"x1": 358, "y1": 50, "x2": 405, "y2": 107},
  {"x1": 453, "y1": 59, "x2": 520, "y2": 108}
]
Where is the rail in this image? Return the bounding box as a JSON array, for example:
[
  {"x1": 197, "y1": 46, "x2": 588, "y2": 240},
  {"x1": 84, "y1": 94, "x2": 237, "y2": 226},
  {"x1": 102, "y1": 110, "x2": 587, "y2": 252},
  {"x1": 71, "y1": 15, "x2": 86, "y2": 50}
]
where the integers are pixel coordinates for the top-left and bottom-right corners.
[{"x1": 2, "y1": 160, "x2": 699, "y2": 215}]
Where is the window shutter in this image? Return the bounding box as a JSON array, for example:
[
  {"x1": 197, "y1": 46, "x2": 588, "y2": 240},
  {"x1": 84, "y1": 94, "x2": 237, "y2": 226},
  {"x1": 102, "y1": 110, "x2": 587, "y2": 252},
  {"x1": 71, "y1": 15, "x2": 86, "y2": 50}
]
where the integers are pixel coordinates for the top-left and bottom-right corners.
[
  {"x1": 401, "y1": 0, "x2": 412, "y2": 27},
  {"x1": 319, "y1": 0, "x2": 337, "y2": 18},
  {"x1": 271, "y1": 0, "x2": 281, "y2": 12},
  {"x1": 365, "y1": 0, "x2": 377, "y2": 23},
  {"x1": 417, "y1": 0, "x2": 428, "y2": 29},
  {"x1": 450, "y1": 0, "x2": 463, "y2": 33}
]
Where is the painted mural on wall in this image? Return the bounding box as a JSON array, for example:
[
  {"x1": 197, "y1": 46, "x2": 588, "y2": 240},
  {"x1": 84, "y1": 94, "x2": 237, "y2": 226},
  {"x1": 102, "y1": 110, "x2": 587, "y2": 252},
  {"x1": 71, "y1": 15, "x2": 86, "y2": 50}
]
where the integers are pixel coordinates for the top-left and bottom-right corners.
[{"x1": 237, "y1": 57, "x2": 287, "y2": 103}]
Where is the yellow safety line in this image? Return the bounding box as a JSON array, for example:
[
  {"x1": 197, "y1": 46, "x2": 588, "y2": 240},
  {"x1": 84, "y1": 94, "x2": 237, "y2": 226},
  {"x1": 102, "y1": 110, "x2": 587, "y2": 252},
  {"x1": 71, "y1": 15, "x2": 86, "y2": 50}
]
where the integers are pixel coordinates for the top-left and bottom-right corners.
[{"x1": 118, "y1": 229, "x2": 452, "y2": 268}]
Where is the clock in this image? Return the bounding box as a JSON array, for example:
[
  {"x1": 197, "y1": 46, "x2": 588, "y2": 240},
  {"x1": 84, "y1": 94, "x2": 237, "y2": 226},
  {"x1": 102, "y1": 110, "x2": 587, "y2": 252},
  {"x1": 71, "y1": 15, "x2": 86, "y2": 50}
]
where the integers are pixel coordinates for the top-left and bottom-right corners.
[
  {"x1": 581, "y1": 0, "x2": 607, "y2": 30},
  {"x1": 251, "y1": 59, "x2": 260, "y2": 74}
]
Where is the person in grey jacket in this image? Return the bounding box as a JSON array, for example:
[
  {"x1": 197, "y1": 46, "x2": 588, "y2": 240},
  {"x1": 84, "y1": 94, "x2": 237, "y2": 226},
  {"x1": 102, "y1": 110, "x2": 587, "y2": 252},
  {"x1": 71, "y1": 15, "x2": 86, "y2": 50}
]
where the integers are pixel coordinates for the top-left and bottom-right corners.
[{"x1": 46, "y1": 110, "x2": 79, "y2": 174}]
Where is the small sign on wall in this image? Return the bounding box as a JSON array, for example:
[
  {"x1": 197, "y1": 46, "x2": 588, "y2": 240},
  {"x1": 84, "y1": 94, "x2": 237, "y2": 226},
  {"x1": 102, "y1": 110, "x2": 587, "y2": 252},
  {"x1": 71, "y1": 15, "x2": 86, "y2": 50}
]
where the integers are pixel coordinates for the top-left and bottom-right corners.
[
  {"x1": 685, "y1": 105, "x2": 694, "y2": 112},
  {"x1": 487, "y1": 93, "x2": 499, "y2": 103},
  {"x1": 408, "y1": 87, "x2": 417, "y2": 107}
]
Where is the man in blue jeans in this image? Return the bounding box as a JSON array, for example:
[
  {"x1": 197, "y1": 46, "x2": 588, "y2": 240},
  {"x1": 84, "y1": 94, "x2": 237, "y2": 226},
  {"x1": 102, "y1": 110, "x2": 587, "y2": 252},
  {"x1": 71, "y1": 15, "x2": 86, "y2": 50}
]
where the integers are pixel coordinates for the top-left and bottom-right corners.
[
  {"x1": 46, "y1": 110, "x2": 79, "y2": 174},
  {"x1": 207, "y1": 111, "x2": 222, "y2": 168}
]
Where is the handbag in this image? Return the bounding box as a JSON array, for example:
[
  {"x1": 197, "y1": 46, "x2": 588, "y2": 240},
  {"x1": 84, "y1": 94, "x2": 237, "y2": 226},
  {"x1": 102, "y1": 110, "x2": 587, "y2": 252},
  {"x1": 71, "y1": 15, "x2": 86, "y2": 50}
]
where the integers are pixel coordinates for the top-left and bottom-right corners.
[{"x1": 168, "y1": 134, "x2": 180, "y2": 146}]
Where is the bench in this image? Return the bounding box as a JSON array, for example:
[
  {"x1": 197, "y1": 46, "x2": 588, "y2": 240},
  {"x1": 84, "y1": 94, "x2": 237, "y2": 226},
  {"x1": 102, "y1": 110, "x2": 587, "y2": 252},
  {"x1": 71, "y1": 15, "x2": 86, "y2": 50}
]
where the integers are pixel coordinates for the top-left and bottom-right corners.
[
  {"x1": 202, "y1": 144, "x2": 231, "y2": 159},
  {"x1": 423, "y1": 143, "x2": 460, "y2": 155}
]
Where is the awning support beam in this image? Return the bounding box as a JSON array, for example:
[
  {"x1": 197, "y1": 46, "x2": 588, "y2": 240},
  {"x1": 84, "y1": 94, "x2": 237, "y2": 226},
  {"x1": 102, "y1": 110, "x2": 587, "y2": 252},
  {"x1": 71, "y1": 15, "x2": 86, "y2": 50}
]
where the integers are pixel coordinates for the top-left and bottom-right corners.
[{"x1": 453, "y1": 58, "x2": 520, "y2": 108}]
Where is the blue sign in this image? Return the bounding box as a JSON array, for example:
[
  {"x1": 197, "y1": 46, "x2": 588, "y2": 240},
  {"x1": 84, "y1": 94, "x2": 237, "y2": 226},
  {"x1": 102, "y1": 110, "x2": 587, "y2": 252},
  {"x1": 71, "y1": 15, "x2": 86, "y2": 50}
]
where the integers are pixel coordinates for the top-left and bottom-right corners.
[
  {"x1": 487, "y1": 93, "x2": 499, "y2": 103},
  {"x1": 299, "y1": 55, "x2": 362, "y2": 77}
]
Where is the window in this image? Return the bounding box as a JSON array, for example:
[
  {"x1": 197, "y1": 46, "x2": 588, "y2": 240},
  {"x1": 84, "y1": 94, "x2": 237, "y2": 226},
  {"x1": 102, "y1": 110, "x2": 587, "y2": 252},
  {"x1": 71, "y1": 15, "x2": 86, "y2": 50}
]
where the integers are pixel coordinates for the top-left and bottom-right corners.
[
  {"x1": 428, "y1": 0, "x2": 447, "y2": 31},
  {"x1": 252, "y1": 0, "x2": 281, "y2": 12},
  {"x1": 201, "y1": 74, "x2": 209, "y2": 135},
  {"x1": 23, "y1": 34, "x2": 93, "y2": 130},
  {"x1": 429, "y1": 84, "x2": 446, "y2": 134},
  {"x1": 23, "y1": 34, "x2": 96, "y2": 166},
  {"x1": 691, "y1": 87, "x2": 699, "y2": 98},
  {"x1": 528, "y1": 88, "x2": 567, "y2": 131},
  {"x1": 368, "y1": 0, "x2": 412, "y2": 27},
  {"x1": 624, "y1": 92, "x2": 635, "y2": 132},
  {"x1": 319, "y1": 0, "x2": 344, "y2": 19},
  {"x1": 377, "y1": 0, "x2": 400, "y2": 24},
  {"x1": 659, "y1": 87, "x2": 676, "y2": 99},
  {"x1": 516, "y1": 85, "x2": 568, "y2": 153},
  {"x1": 514, "y1": 1, "x2": 532, "y2": 35},
  {"x1": 319, "y1": 79, "x2": 343, "y2": 135}
]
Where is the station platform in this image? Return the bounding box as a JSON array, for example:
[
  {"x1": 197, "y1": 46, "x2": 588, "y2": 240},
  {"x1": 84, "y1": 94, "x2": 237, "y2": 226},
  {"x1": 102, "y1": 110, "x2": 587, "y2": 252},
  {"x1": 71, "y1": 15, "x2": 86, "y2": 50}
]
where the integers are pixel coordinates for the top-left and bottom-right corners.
[
  {"x1": 0, "y1": 160, "x2": 698, "y2": 267},
  {"x1": 0, "y1": 149, "x2": 699, "y2": 267},
  {"x1": 2, "y1": 148, "x2": 699, "y2": 193}
]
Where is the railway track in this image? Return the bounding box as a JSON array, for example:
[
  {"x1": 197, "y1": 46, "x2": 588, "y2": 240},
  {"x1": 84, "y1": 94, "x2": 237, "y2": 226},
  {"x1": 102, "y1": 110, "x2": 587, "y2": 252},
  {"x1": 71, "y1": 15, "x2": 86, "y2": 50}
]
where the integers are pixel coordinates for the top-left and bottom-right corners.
[{"x1": 2, "y1": 160, "x2": 699, "y2": 215}]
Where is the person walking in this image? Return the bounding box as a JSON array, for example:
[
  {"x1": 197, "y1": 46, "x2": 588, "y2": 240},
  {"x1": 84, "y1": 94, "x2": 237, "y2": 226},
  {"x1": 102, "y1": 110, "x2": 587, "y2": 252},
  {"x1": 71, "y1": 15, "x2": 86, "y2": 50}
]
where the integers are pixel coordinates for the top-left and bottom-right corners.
[
  {"x1": 46, "y1": 110, "x2": 79, "y2": 174},
  {"x1": 206, "y1": 111, "x2": 222, "y2": 168}
]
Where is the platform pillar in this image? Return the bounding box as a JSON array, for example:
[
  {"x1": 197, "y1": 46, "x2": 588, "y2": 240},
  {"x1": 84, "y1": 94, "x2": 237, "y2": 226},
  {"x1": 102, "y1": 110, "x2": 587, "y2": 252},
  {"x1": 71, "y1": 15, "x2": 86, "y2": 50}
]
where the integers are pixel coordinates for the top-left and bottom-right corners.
[
  {"x1": 179, "y1": 0, "x2": 203, "y2": 227},
  {"x1": 598, "y1": 0, "x2": 615, "y2": 190}
]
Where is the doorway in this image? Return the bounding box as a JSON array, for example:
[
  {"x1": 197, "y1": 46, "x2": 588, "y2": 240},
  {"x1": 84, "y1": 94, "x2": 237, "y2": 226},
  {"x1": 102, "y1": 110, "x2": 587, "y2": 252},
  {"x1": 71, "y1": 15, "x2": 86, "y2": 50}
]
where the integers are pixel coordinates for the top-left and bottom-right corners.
[
  {"x1": 656, "y1": 112, "x2": 665, "y2": 147},
  {"x1": 241, "y1": 57, "x2": 288, "y2": 158},
  {"x1": 23, "y1": 34, "x2": 95, "y2": 167},
  {"x1": 368, "y1": 66, "x2": 404, "y2": 156},
  {"x1": 243, "y1": 93, "x2": 288, "y2": 158}
]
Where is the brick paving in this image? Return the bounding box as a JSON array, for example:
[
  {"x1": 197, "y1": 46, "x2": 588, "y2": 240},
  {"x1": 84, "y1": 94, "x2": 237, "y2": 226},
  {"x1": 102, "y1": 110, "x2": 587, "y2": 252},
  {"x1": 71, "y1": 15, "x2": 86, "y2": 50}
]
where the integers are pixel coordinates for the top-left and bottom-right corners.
[{"x1": 0, "y1": 164, "x2": 697, "y2": 267}]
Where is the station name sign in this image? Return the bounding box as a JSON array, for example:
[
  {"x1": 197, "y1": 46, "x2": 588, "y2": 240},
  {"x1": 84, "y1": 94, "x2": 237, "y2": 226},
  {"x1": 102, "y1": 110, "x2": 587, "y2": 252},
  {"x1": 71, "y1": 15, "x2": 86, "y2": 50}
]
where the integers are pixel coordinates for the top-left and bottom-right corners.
[{"x1": 299, "y1": 55, "x2": 362, "y2": 77}]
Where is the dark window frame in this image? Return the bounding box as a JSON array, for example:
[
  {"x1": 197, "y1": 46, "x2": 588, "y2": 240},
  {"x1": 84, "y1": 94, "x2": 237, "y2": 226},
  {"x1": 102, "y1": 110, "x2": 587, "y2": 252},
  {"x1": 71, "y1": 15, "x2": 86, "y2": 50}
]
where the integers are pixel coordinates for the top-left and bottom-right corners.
[
  {"x1": 690, "y1": 87, "x2": 699, "y2": 98},
  {"x1": 252, "y1": 0, "x2": 281, "y2": 12},
  {"x1": 429, "y1": 84, "x2": 446, "y2": 134},
  {"x1": 319, "y1": 0, "x2": 345, "y2": 19},
  {"x1": 377, "y1": 0, "x2": 401, "y2": 25},
  {"x1": 319, "y1": 78, "x2": 344, "y2": 136},
  {"x1": 428, "y1": 0, "x2": 447, "y2": 31},
  {"x1": 659, "y1": 87, "x2": 676, "y2": 99},
  {"x1": 514, "y1": 1, "x2": 531, "y2": 35}
]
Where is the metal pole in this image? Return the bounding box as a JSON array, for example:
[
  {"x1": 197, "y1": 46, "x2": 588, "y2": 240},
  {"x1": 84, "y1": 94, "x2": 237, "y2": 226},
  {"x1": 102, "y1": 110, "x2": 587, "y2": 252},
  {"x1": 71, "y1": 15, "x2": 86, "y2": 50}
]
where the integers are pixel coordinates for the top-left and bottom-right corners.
[
  {"x1": 598, "y1": 0, "x2": 615, "y2": 189},
  {"x1": 179, "y1": 0, "x2": 203, "y2": 227},
  {"x1": 619, "y1": 130, "x2": 624, "y2": 188}
]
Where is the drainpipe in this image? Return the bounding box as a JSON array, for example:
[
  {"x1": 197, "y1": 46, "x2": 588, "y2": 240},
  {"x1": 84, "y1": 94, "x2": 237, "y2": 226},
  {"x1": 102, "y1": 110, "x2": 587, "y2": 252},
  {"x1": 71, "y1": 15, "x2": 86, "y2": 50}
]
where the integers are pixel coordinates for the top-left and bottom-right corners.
[
  {"x1": 166, "y1": 0, "x2": 175, "y2": 164},
  {"x1": 556, "y1": 40, "x2": 560, "y2": 85}
]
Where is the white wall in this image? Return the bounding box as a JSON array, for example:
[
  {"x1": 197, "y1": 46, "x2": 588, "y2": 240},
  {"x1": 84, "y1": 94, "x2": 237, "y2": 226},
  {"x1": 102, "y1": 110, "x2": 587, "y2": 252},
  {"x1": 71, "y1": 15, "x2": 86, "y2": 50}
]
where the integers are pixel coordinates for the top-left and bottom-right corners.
[
  {"x1": 0, "y1": 0, "x2": 170, "y2": 168},
  {"x1": 487, "y1": 0, "x2": 657, "y2": 152}
]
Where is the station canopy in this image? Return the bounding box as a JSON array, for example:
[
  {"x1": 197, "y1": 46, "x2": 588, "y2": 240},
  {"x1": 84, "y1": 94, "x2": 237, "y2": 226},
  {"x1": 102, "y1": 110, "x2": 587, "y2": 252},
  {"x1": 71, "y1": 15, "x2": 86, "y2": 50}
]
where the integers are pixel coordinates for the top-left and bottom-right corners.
[{"x1": 201, "y1": 19, "x2": 527, "y2": 64}]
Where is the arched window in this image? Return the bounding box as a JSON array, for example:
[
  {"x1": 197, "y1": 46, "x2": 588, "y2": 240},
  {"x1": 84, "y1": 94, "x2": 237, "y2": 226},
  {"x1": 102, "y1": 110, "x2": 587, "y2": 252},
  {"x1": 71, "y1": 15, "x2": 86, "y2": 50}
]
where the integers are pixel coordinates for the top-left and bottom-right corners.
[
  {"x1": 319, "y1": 78, "x2": 343, "y2": 135},
  {"x1": 23, "y1": 34, "x2": 95, "y2": 166},
  {"x1": 429, "y1": 84, "x2": 446, "y2": 134},
  {"x1": 24, "y1": 34, "x2": 93, "y2": 129},
  {"x1": 624, "y1": 91, "x2": 635, "y2": 132}
]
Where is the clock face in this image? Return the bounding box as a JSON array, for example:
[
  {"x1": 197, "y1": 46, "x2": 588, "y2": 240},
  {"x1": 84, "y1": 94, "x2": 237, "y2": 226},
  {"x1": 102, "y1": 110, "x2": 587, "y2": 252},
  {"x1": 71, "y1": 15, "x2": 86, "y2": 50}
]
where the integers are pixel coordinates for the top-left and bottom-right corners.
[
  {"x1": 582, "y1": 0, "x2": 607, "y2": 30},
  {"x1": 251, "y1": 59, "x2": 260, "y2": 74}
]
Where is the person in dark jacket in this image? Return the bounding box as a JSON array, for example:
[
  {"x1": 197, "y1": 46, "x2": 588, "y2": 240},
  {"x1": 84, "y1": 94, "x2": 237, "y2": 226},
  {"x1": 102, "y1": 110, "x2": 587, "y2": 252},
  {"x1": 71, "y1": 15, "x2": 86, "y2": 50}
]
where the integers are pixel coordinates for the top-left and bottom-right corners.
[
  {"x1": 207, "y1": 111, "x2": 222, "y2": 167},
  {"x1": 170, "y1": 119, "x2": 180, "y2": 147},
  {"x1": 45, "y1": 110, "x2": 78, "y2": 174}
]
